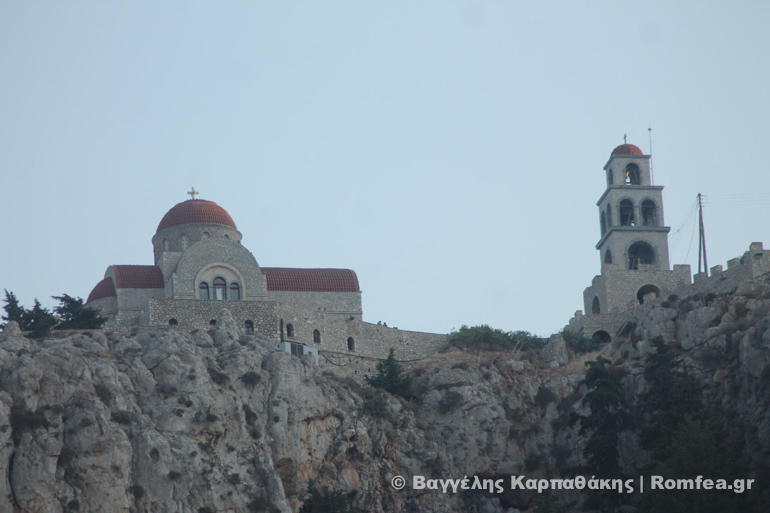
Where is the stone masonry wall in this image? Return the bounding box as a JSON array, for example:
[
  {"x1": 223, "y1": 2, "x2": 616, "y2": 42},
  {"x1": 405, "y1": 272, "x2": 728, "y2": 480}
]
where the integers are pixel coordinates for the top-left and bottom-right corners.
[
  {"x1": 115, "y1": 288, "x2": 164, "y2": 326},
  {"x1": 173, "y1": 238, "x2": 268, "y2": 299},
  {"x1": 152, "y1": 223, "x2": 242, "y2": 262},
  {"x1": 276, "y1": 301, "x2": 446, "y2": 360},
  {"x1": 583, "y1": 262, "x2": 691, "y2": 314},
  {"x1": 149, "y1": 298, "x2": 280, "y2": 338},
  {"x1": 86, "y1": 296, "x2": 118, "y2": 326},
  {"x1": 267, "y1": 290, "x2": 362, "y2": 319}
]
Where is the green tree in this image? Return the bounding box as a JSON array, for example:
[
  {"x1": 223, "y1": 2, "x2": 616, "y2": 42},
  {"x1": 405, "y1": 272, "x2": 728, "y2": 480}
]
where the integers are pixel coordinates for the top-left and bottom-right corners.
[
  {"x1": 299, "y1": 485, "x2": 352, "y2": 513},
  {"x1": 53, "y1": 294, "x2": 106, "y2": 330},
  {"x1": 639, "y1": 336, "x2": 703, "y2": 459},
  {"x1": 580, "y1": 356, "x2": 628, "y2": 476},
  {"x1": 642, "y1": 415, "x2": 750, "y2": 513},
  {"x1": 26, "y1": 299, "x2": 57, "y2": 338},
  {"x1": 578, "y1": 356, "x2": 629, "y2": 512},
  {"x1": 365, "y1": 348, "x2": 412, "y2": 398},
  {"x1": 2, "y1": 290, "x2": 27, "y2": 329},
  {"x1": 638, "y1": 337, "x2": 753, "y2": 512}
]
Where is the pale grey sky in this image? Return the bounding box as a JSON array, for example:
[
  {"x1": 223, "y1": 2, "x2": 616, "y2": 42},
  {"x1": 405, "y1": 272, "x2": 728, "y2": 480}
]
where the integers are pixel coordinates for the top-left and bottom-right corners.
[{"x1": 1, "y1": 1, "x2": 769, "y2": 336}]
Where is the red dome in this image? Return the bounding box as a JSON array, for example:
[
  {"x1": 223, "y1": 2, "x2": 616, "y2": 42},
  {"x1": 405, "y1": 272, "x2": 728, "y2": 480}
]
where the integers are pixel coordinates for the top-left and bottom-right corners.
[
  {"x1": 611, "y1": 143, "x2": 644, "y2": 156},
  {"x1": 156, "y1": 199, "x2": 237, "y2": 233}
]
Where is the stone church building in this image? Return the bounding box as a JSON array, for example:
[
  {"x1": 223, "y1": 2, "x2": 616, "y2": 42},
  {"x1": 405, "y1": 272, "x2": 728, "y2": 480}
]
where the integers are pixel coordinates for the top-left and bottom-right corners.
[{"x1": 86, "y1": 195, "x2": 445, "y2": 360}]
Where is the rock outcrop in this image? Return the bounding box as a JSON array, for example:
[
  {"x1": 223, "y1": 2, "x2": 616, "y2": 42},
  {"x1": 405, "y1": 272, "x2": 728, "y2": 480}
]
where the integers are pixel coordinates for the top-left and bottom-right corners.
[{"x1": 1, "y1": 273, "x2": 770, "y2": 512}]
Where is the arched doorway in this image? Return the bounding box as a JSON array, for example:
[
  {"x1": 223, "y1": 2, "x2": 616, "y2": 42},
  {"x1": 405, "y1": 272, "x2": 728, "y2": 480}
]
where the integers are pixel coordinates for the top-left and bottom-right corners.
[
  {"x1": 636, "y1": 284, "x2": 660, "y2": 304},
  {"x1": 592, "y1": 330, "x2": 611, "y2": 344}
]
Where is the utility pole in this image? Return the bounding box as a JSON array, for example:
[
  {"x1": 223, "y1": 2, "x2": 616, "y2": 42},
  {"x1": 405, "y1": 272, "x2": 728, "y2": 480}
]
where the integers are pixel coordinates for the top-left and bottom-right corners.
[{"x1": 698, "y1": 193, "x2": 708, "y2": 276}]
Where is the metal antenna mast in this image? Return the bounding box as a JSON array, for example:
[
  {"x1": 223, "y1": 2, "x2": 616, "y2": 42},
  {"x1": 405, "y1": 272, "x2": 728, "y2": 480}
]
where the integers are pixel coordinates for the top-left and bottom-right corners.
[{"x1": 648, "y1": 126, "x2": 654, "y2": 185}]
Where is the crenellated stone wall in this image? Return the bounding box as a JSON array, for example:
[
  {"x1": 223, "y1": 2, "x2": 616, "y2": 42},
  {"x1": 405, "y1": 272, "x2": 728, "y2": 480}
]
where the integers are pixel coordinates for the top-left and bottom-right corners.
[{"x1": 569, "y1": 242, "x2": 770, "y2": 341}]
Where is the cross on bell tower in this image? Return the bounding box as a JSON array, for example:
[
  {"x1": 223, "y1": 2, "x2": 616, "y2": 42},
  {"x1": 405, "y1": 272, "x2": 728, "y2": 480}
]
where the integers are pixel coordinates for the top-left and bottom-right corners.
[{"x1": 187, "y1": 187, "x2": 199, "y2": 200}]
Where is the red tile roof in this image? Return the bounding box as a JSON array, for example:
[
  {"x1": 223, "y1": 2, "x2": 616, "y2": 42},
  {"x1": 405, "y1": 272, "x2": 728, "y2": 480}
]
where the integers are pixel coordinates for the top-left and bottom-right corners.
[
  {"x1": 156, "y1": 199, "x2": 237, "y2": 233},
  {"x1": 111, "y1": 265, "x2": 165, "y2": 289},
  {"x1": 262, "y1": 268, "x2": 360, "y2": 293},
  {"x1": 611, "y1": 143, "x2": 644, "y2": 156},
  {"x1": 86, "y1": 277, "x2": 116, "y2": 303}
]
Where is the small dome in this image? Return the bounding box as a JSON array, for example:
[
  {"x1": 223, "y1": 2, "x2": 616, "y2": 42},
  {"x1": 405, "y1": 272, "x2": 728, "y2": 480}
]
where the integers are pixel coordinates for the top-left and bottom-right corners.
[
  {"x1": 156, "y1": 199, "x2": 237, "y2": 233},
  {"x1": 611, "y1": 143, "x2": 644, "y2": 156}
]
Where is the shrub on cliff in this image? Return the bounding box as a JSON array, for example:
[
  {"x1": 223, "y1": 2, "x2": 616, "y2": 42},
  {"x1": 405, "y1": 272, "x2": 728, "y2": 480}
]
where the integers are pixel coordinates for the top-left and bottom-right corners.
[
  {"x1": 561, "y1": 330, "x2": 603, "y2": 355},
  {"x1": 365, "y1": 348, "x2": 412, "y2": 398},
  {"x1": 448, "y1": 325, "x2": 545, "y2": 352},
  {"x1": 300, "y1": 484, "x2": 352, "y2": 513}
]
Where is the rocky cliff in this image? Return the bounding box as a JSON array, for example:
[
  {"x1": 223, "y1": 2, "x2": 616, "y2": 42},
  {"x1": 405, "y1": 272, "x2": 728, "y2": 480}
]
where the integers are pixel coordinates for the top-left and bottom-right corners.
[{"x1": 1, "y1": 273, "x2": 770, "y2": 512}]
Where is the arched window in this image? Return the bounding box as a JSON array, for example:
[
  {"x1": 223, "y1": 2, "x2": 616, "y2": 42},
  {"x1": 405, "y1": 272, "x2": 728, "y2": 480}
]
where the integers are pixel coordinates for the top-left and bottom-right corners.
[
  {"x1": 313, "y1": 329, "x2": 321, "y2": 344},
  {"x1": 213, "y1": 277, "x2": 227, "y2": 300},
  {"x1": 168, "y1": 318, "x2": 178, "y2": 326},
  {"x1": 591, "y1": 296, "x2": 601, "y2": 314},
  {"x1": 163, "y1": 239, "x2": 169, "y2": 251},
  {"x1": 199, "y1": 282, "x2": 210, "y2": 300},
  {"x1": 592, "y1": 330, "x2": 611, "y2": 344},
  {"x1": 636, "y1": 284, "x2": 661, "y2": 304},
  {"x1": 641, "y1": 200, "x2": 657, "y2": 226},
  {"x1": 286, "y1": 323, "x2": 294, "y2": 338},
  {"x1": 181, "y1": 234, "x2": 189, "y2": 250},
  {"x1": 347, "y1": 337, "x2": 355, "y2": 351},
  {"x1": 600, "y1": 211, "x2": 607, "y2": 235},
  {"x1": 628, "y1": 241, "x2": 655, "y2": 269},
  {"x1": 604, "y1": 249, "x2": 613, "y2": 264},
  {"x1": 607, "y1": 168, "x2": 614, "y2": 185},
  {"x1": 606, "y1": 204, "x2": 612, "y2": 226},
  {"x1": 201, "y1": 231, "x2": 210, "y2": 239},
  {"x1": 625, "y1": 164, "x2": 640, "y2": 185},
  {"x1": 244, "y1": 320, "x2": 254, "y2": 333},
  {"x1": 230, "y1": 283, "x2": 241, "y2": 301},
  {"x1": 619, "y1": 199, "x2": 635, "y2": 226}
]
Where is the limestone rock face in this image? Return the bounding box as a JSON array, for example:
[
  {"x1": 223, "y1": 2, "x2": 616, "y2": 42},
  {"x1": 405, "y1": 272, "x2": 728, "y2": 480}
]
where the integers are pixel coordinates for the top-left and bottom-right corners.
[
  {"x1": 0, "y1": 321, "x2": 23, "y2": 339},
  {"x1": 1, "y1": 272, "x2": 770, "y2": 511},
  {"x1": 540, "y1": 334, "x2": 568, "y2": 367},
  {"x1": 0, "y1": 325, "x2": 588, "y2": 513}
]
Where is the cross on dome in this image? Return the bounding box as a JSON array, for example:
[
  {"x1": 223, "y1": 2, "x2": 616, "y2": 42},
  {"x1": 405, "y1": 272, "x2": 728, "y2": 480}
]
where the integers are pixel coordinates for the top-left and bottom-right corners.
[{"x1": 187, "y1": 187, "x2": 199, "y2": 200}]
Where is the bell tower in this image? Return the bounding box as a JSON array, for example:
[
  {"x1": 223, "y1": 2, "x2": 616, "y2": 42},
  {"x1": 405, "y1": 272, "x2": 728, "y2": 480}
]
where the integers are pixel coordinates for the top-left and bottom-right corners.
[
  {"x1": 572, "y1": 141, "x2": 691, "y2": 341},
  {"x1": 597, "y1": 143, "x2": 670, "y2": 275}
]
